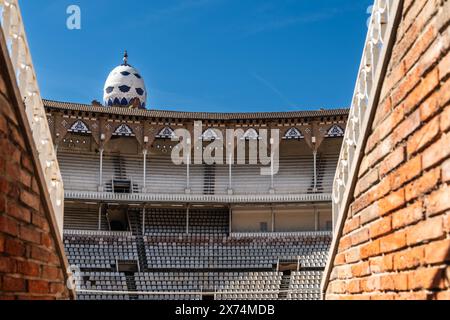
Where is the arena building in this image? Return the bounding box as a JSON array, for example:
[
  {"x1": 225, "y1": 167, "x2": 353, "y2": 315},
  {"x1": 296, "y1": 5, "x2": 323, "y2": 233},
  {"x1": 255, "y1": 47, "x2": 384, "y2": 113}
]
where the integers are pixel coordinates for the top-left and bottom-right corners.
[
  {"x1": 0, "y1": 0, "x2": 448, "y2": 301},
  {"x1": 42, "y1": 50, "x2": 348, "y2": 300}
]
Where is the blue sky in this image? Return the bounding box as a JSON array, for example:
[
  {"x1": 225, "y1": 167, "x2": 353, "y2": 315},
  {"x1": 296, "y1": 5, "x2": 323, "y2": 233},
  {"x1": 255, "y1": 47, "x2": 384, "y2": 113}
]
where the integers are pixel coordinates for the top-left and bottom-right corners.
[{"x1": 20, "y1": 0, "x2": 373, "y2": 112}]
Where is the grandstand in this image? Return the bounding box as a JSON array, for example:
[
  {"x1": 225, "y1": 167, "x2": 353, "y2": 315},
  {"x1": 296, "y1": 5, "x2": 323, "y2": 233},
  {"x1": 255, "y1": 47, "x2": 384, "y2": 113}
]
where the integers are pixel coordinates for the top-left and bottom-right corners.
[
  {"x1": 1, "y1": 0, "x2": 448, "y2": 302},
  {"x1": 45, "y1": 96, "x2": 346, "y2": 300},
  {"x1": 36, "y1": 43, "x2": 348, "y2": 300}
]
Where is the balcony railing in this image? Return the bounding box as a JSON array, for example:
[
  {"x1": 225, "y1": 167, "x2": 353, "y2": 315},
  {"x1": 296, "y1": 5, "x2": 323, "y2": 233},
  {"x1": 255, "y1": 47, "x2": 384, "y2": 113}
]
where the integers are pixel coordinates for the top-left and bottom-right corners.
[
  {"x1": 323, "y1": 0, "x2": 403, "y2": 295},
  {"x1": 0, "y1": 0, "x2": 64, "y2": 235},
  {"x1": 64, "y1": 190, "x2": 332, "y2": 204}
]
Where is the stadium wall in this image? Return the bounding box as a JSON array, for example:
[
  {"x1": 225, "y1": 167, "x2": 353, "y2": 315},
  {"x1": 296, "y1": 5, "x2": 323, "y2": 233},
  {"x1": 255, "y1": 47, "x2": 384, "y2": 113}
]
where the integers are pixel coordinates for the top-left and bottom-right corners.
[
  {"x1": 231, "y1": 206, "x2": 331, "y2": 232},
  {"x1": 0, "y1": 31, "x2": 73, "y2": 299},
  {"x1": 324, "y1": 0, "x2": 450, "y2": 300}
]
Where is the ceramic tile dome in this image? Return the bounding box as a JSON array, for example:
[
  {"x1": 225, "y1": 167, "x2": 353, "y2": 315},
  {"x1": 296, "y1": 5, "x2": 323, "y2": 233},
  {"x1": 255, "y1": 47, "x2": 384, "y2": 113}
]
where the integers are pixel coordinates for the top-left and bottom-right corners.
[{"x1": 103, "y1": 51, "x2": 147, "y2": 108}]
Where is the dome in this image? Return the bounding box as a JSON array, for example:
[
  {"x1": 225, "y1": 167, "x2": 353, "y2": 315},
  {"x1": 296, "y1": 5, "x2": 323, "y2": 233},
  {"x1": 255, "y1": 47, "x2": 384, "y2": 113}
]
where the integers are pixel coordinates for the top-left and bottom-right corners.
[{"x1": 103, "y1": 51, "x2": 147, "y2": 108}]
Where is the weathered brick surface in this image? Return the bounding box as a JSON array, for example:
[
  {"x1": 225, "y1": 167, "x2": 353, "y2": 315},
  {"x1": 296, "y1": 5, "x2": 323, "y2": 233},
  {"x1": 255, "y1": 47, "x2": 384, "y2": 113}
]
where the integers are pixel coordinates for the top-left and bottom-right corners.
[
  {"x1": 326, "y1": 0, "x2": 450, "y2": 300},
  {"x1": 0, "y1": 35, "x2": 70, "y2": 299}
]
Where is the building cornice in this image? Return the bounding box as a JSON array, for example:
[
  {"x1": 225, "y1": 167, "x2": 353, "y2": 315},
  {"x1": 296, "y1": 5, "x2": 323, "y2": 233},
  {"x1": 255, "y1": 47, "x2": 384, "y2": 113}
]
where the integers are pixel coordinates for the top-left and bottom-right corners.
[{"x1": 44, "y1": 99, "x2": 349, "y2": 121}]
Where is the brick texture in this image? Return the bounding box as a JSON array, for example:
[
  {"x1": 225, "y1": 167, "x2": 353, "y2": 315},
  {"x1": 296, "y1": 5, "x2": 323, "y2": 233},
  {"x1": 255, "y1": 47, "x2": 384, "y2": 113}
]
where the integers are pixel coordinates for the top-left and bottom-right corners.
[
  {"x1": 0, "y1": 34, "x2": 70, "y2": 299},
  {"x1": 326, "y1": 0, "x2": 450, "y2": 300}
]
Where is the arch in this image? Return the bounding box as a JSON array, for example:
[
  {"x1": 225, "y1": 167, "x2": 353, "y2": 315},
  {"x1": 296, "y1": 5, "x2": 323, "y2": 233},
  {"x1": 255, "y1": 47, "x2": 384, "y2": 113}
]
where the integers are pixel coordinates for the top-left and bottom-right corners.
[
  {"x1": 201, "y1": 128, "x2": 221, "y2": 141},
  {"x1": 68, "y1": 120, "x2": 91, "y2": 134},
  {"x1": 241, "y1": 128, "x2": 259, "y2": 140}
]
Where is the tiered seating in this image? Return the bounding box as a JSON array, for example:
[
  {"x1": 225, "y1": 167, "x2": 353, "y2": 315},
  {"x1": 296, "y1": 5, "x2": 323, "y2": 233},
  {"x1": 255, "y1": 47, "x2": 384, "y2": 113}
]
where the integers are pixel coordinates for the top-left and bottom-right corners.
[
  {"x1": 64, "y1": 231, "x2": 138, "y2": 270},
  {"x1": 300, "y1": 252, "x2": 328, "y2": 268},
  {"x1": 63, "y1": 207, "x2": 331, "y2": 300},
  {"x1": 145, "y1": 209, "x2": 229, "y2": 235},
  {"x1": 273, "y1": 156, "x2": 314, "y2": 194},
  {"x1": 58, "y1": 152, "x2": 99, "y2": 191},
  {"x1": 134, "y1": 272, "x2": 281, "y2": 300},
  {"x1": 74, "y1": 271, "x2": 129, "y2": 300},
  {"x1": 144, "y1": 233, "x2": 331, "y2": 270},
  {"x1": 146, "y1": 155, "x2": 186, "y2": 194},
  {"x1": 58, "y1": 151, "x2": 338, "y2": 195},
  {"x1": 231, "y1": 164, "x2": 272, "y2": 194},
  {"x1": 64, "y1": 205, "x2": 99, "y2": 231},
  {"x1": 287, "y1": 271, "x2": 322, "y2": 300},
  {"x1": 215, "y1": 272, "x2": 282, "y2": 300},
  {"x1": 186, "y1": 209, "x2": 228, "y2": 234},
  {"x1": 135, "y1": 272, "x2": 201, "y2": 300},
  {"x1": 102, "y1": 154, "x2": 142, "y2": 192},
  {"x1": 145, "y1": 209, "x2": 186, "y2": 234},
  {"x1": 319, "y1": 154, "x2": 339, "y2": 193}
]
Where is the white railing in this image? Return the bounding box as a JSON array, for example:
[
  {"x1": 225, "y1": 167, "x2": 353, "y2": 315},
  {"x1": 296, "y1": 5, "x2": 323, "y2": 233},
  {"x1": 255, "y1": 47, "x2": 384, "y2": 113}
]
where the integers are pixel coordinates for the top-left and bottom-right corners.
[
  {"x1": 231, "y1": 231, "x2": 333, "y2": 238},
  {"x1": 323, "y1": 0, "x2": 403, "y2": 296},
  {"x1": 0, "y1": 0, "x2": 64, "y2": 235},
  {"x1": 65, "y1": 190, "x2": 332, "y2": 204},
  {"x1": 63, "y1": 229, "x2": 133, "y2": 237},
  {"x1": 332, "y1": 0, "x2": 401, "y2": 226}
]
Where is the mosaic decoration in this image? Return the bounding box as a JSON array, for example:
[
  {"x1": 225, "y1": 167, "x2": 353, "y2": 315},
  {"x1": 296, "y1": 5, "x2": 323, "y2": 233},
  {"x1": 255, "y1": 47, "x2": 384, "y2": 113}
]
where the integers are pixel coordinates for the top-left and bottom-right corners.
[
  {"x1": 113, "y1": 124, "x2": 134, "y2": 137},
  {"x1": 156, "y1": 127, "x2": 177, "y2": 139},
  {"x1": 326, "y1": 125, "x2": 345, "y2": 138},
  {"x1": 68, "y1": 120, "x2": 91, "y2": 134},
  {"x1": 283, "y1": 127, "x2": 304, "y2": 140}
]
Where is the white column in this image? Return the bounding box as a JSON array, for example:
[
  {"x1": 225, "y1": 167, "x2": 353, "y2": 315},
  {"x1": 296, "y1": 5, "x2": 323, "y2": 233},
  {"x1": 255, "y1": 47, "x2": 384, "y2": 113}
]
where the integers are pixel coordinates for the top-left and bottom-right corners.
[
  {"x1": 143, "y1": 149, "x2": 148, "y2": 192},
  {"x1": 99, "y1": 148, "x2": 104, "y2": 191},
  {"x1": 186, "y1": 153, "x2": 191, "y2": 190},
  {"x1": 228, "y1": 152, "x2": 232, "y2": 190},
  {"x1": 270, "y1": 152, "x2": 274, "y2": 190},
  {"x1": 313, "y1": 150, "x2": 317, "y2": 192}
]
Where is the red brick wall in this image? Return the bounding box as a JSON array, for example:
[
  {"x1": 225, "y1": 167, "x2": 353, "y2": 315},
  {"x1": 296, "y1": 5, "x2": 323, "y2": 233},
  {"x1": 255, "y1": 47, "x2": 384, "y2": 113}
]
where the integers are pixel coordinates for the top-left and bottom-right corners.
[
  {"x1": 0, "y1": 36, "x2": 72, "y2": 299},
  {"x1": 325, "y1": 0, "x2": 450, "y2": 300}
]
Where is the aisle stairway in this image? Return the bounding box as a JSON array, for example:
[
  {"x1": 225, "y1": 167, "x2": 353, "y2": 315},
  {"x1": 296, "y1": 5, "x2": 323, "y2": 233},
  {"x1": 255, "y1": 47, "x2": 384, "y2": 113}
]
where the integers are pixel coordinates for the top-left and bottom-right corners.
[
  {"x1": 203, "y1": 165, "x2": 216, "y2": 195},
  {"x1": 128, "y1": 209, "x2": 148, "y2": 271},
  {"x1": 278, "y1": 272, "x2": 292, "y2": 299},
  {"x1": 105, "y1": 155, "x2": 139, "y2": 193},
  {"x1": 125, "y1": 273, "x2": 138, "y2": 300}
]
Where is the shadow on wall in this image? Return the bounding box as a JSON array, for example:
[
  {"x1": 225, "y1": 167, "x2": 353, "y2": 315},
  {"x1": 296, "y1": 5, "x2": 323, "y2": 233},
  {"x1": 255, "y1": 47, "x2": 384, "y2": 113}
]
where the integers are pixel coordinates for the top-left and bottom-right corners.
[{"x1": 429, "y1": 243, "x2": 450, "y2": 299}]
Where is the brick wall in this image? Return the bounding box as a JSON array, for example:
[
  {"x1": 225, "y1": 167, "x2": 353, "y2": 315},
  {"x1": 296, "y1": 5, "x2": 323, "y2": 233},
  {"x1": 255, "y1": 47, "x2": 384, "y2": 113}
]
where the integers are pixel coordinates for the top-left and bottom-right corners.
[
  {"x1": 0, "y1": 34, "x2": 72, "y2": 299},
  {"x1": 325, "y1": 0, "x2": 450, "y2": 300}
]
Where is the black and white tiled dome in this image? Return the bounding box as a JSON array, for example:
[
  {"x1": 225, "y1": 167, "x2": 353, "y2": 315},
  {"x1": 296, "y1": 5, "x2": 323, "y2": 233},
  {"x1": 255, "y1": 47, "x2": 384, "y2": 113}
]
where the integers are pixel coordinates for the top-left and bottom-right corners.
[{"x1": 103, "y1": 52, "x2": 147, "y2": 108}]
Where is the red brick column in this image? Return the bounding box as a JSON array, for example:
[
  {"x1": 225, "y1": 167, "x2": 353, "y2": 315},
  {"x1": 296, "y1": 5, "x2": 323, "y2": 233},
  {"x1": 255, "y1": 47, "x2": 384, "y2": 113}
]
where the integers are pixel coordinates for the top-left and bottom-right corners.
[
  {"x1": 0, "y1": 31, "x2": 72, "y2": 299},
  {"x1": 325, "y1": 0, "x2": 450, "y2": 300}
]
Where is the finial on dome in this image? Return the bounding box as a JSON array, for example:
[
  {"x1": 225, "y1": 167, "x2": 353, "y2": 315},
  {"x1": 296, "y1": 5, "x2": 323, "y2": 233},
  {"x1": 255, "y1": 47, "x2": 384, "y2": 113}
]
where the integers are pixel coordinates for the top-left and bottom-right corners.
[{"x1": 123, "y1": 50, "x2": 128, "y2": 66}]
